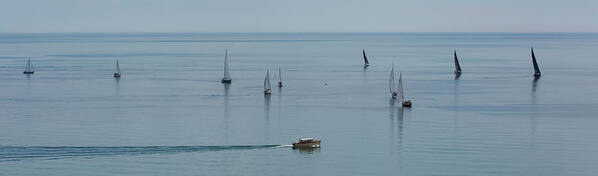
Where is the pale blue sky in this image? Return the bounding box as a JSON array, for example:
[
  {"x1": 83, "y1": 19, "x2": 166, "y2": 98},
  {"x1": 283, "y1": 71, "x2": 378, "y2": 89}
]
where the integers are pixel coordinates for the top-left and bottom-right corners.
[{"x1": 0, "y1": 0, "x2": 596, "y2": 33}]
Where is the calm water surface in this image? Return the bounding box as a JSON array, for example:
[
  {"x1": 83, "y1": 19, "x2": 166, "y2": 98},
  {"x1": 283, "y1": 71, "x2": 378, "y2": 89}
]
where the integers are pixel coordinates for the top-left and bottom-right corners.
[{"x1": 1, "y1": 33, "x2": 598, "y2": 175}]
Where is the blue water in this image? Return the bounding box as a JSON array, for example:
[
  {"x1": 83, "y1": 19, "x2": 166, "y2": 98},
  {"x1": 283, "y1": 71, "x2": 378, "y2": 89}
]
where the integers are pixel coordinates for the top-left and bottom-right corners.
[{"x1": 1, "y1": 33, "x2": 598, "y2": 175}]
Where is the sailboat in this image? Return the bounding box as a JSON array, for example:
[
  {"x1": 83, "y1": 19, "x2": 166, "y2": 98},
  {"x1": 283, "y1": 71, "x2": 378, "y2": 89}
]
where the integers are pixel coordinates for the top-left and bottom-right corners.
[
  {"x1": 531, "y1": 48, "x2": 541, "y2": 77},
  {"x1": 389, "y1": 65, "x2": 397, "y2": 99},
  {"x1": 362, "y1": 49, "x2": 370, "y2": 67},
  {"x1": 277, "y1": 65, "x2": 283, "y2": 87},
  {"x1": 264, "y1": 69, "x2": 272, "y2": 94},
  {"x1": 113, "y1": 59, "x2": 121, "y2": 78},
  {"x1": 23, "y1": 58, "x2": 34, "y2": 74},
  {"x1": 398, "y1": 72, "x2": 412, "y2": 107},
  {"x1": 454, "y1": 50, "x2": 462, "y2": 74},
  {"x1": 221, "y1": 50, "x2": 232, "y2": 83}
]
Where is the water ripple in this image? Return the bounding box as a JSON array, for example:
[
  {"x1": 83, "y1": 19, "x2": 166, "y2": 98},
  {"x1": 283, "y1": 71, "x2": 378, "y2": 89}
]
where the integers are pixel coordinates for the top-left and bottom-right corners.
[{"x1": 0, "y1": 145, "x2": 286, "y2": 162}]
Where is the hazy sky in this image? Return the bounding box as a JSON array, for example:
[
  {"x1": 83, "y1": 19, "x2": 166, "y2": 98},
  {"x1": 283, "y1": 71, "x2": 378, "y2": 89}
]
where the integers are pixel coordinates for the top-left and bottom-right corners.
[{"x1": 0, "y1": 0, "x2": 596, "y2": 33}]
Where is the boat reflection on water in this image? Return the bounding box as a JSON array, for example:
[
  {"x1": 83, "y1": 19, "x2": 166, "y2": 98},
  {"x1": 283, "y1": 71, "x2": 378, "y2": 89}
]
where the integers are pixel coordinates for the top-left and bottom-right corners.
[
  {"x1": 454, "y1": 73, "x2": 461, "y2": 80},
  {"x1": 264, "y1": 93, "x2": 271, "y2": 120},
  {"x1": 532, "y1": 77, "x2": 540, "y2": 104},
  {"x1": 223, "y1": 83, "x2": 231, "y2": 144},
  {"x1": 292, "y1": 147, "x2": 321, "y2": 154}
]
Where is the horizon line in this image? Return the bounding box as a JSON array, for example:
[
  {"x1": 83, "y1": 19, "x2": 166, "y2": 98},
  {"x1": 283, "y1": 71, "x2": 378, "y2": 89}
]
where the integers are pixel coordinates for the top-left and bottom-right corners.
[{"x1": 1, "y1": 31, "x2": 597, "y2": 34}]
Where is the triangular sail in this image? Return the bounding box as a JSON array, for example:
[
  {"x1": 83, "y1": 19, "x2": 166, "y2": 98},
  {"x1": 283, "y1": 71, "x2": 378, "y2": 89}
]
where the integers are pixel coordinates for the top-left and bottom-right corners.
[
  {"x1": 25, "y1": 58, "x2": 33, "y2": 72},
  {"x1": 454, "y1": 50, "x2": 462, "y2": 73},
  {"x1": 223, "y1": 50, "x2": 231, "y2": 80},
  {"x1": 264, "y1": 70, "x2": 271, "y2": 91},
  {"x1": 531, "y1": 48, "x2": 541, "y2": 76},
  {"x1": 389, "y1": 65, "x2": 396, "y2": 94},
  {"x1": 398, "y1": 72, "x2": 404, "y2": 100},
  {"x1": 363, "y1": 50, "x2": 369, "y2": 66}
]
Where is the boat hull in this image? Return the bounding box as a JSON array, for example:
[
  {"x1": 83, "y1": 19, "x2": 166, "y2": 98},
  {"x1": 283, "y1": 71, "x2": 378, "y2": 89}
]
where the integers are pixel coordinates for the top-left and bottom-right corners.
[
  {"x1": 114, "y1": 73, "x2": 121, "y2": 78},
  {"x1": 292, "y1": 140, "x2": 321, "y2": 149},
  {"x1": 264, "y1": 89, "x2": 271, "y2": 94},
  {"x1": 221, "y1": 79, "x2": 232, "y2": 83},
  {"x1": 23, "y1": 71, "x2": 34, "y2": 74},
  {"x1": 402, "y1": 100, "x2": 412, "y2": 107}
]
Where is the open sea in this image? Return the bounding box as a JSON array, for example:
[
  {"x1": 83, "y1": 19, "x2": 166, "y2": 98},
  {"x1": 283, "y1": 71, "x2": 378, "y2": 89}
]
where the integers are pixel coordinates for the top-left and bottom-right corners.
[{"x1": 1, "y1": 33, "x2": 598, "y2": 175}]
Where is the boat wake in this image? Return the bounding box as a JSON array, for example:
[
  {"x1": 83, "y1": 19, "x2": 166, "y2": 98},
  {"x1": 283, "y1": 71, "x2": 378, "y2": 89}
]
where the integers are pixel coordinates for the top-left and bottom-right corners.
[{"x1": 0, "y1": 145, "x2": 287, "y2": 162}]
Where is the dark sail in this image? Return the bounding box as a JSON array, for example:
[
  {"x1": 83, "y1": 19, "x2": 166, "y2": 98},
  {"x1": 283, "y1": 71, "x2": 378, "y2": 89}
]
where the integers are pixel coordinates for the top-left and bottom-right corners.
[
  {"x1": 23, "y1": 58, "x2": 34, "y2": 74},
  {"x1": 531, "y1": 48, "x2": 541, "y2": 77},
  {"x1": 454, "y1": 50, "x2": 462, "y2": 74},
  {"x1": 362, "y1": 49, "x2": 369, "y2": 66}
]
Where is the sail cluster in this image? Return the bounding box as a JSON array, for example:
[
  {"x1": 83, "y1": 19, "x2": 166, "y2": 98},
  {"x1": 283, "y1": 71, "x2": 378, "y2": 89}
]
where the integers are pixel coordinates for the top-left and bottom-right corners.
[{"x1": 388, "y1": 66, "x2": 405, "y2": 100}]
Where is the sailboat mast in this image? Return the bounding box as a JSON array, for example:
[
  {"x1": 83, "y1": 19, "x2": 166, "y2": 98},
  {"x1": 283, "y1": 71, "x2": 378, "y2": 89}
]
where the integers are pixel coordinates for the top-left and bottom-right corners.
[
  {"x1": 116, "y1": 59, "x2": 120, "y2": 74},
  {"x1": 27, "y1": 58, "x2": 32, "y2": 71},
  {"x1": 278, "y1": 65, "x2": 282, "y2": 82},
  {"x1": 224, "y1": 50, "x2": 230, "y2": 78},
  {"x1": 276, "y1": 65, "x2": 283, "y2": 87},
  {"x1": 221, "y1": 50, "x2": 232, "y2": 83},
  {"x1": 264, "y1": 70, "x2": 271, "y2": 91},
  {"x1": 389, "y1": 65, "x2": 395, "y2": 94},
  {"x1": 398, "y1": 72, "x2": 404, "y2": 100}
]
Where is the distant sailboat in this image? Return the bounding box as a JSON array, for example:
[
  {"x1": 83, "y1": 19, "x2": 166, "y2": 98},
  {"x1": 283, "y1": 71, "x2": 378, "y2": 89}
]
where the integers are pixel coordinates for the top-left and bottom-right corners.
[
  {"x1": 23, "y1": 58, "x2": 34, "y2": 74},
  {"x1": 277, "y1": 65, "x2": 283, "y2": 87},
  {"x1": 264, "y1": 69, "x2": 272, "y2": 94},
  {"x1": 531, "y1": 48, "x2": 541, "y2": 77},
  {"x1": 113, "y1": 59, "x2": 121, "y2": 78},
  {"x1": 454, "y1": 50, "x2": 462, "y2": 74},
  {"x1": 389, "y1": 65, "x2": 397, "y2": 99},
  {"x1": 362, "y1": 49, "x2": 370, "y2": 67},
  {"x1": 221, "y1": 50, "x2": 232, "y2": 83},
  {"x1": 398, "y1": 72, "x2": 412, "y2": 107}
]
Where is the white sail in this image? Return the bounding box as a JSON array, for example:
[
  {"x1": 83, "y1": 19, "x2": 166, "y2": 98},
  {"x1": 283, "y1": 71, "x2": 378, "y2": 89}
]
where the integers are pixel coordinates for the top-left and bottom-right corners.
[
  {"x1": 223, "y1": 50, "x2": 231, "y2": 80},
  {"x1": 398, "y1": 72, "x2": 404, "y2": 100},
  {"x1": 389, "y1": 65, "x2": 396, "y2": 95},
  {"x1": 116, "y1": 59, "x2": 120, "y2": 74},
  {"x1": 264, "y1": 70, "x2": 271, "y2": 93}
]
